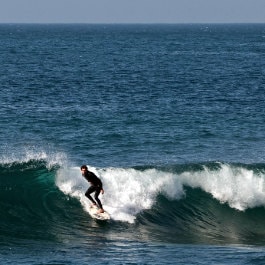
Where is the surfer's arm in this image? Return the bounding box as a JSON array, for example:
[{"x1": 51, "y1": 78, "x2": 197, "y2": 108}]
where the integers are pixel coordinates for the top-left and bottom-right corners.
[{"x1": 97, "y1": 178, "x2": 103, "y2": 191}]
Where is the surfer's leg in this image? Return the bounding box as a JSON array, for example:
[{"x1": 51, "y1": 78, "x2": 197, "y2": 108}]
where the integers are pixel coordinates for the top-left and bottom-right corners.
[
  {"x1": 94, "y1": 187, "x2": 103, "y2": 210},
  {"x1": 85, "y1": 186, "x2": 97, "y2": 206}
]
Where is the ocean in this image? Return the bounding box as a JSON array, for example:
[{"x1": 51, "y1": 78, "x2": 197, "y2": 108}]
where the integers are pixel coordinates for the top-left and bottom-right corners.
[{"x1": 1, "y1": 23, "x2": 265, "y2": 264}]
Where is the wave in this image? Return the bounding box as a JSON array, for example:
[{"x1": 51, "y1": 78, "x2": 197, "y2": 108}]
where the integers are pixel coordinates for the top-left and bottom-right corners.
[
  {"x1": 1, "y1": 156, "x2": 265, "y2": 245},
  {"x1": 58, "y1": 162, "x2": 265, "y2": 222}
]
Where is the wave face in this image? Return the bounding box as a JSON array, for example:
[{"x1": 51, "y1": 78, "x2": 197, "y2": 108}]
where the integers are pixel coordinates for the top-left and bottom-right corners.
[{"x1": 1, "y1": 158, "x2": 265, "y2": 245}]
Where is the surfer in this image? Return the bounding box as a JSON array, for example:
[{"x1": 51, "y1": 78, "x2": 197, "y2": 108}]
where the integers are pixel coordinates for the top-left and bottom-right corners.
[{"x1": 81, "y1": 165, "x2": 105, "y2": 213}]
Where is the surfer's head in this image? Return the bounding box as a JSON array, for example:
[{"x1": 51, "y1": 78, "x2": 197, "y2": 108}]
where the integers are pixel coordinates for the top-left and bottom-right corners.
[{"x1": 80, "y1": 165, "x2": 88, "y2": 174}]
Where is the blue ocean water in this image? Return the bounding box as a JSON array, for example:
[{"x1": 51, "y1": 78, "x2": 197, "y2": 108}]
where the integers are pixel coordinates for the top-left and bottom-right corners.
[{"x1": 1, "y1": 24, "x2": 265, "y2": 264}]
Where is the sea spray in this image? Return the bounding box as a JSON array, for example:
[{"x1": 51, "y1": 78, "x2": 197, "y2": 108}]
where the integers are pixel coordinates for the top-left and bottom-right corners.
[{"x1": 0, "y1": 146, "x2": 68, "y2": 169}]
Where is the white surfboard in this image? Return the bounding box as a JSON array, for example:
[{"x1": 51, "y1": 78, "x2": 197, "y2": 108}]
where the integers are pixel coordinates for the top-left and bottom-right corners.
[{"x1": 88, "y1": 205, "x2": 110, "y2": 221}]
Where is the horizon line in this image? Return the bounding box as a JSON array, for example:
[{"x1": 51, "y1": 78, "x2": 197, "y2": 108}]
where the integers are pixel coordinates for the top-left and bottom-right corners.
[{"x1": 1, "y1": 22, "x2": 265, "y2": 25}]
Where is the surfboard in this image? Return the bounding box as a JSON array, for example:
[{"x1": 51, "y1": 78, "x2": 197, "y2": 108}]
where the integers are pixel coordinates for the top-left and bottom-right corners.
[{"x1": 88, "y1": 205, "x2": 110, "y2": 221}]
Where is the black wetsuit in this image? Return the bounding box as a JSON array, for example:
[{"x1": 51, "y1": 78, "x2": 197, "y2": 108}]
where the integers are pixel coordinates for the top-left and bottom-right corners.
[{"x1": 83, "y1": 171, "x2": 103, "y2": 209}]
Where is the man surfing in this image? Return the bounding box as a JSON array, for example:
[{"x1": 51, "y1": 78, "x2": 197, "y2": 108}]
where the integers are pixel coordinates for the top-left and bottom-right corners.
[{"x1": 80, "y1": 165, "x2": 105, "y2": 213}]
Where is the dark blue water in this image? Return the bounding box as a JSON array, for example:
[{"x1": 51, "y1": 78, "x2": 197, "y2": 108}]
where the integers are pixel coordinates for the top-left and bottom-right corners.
[{"x1": 1, "y1": 24, "x2": 265, "y2": 264}]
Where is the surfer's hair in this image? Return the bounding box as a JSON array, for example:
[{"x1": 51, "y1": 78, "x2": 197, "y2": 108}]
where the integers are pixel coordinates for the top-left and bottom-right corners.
[{"x1": 80, "y1": 165, "x2": 88, "y2": 170}]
